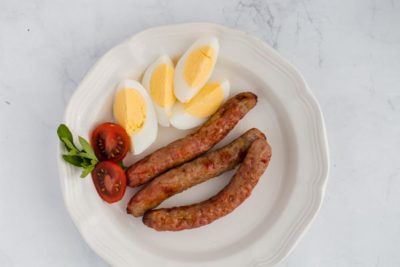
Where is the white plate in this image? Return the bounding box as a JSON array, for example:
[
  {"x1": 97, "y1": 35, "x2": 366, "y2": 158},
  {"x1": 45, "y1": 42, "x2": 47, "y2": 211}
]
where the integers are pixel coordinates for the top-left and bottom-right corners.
[{"x1": 58, "y1": 23, "x2": 329, "y2": 267}]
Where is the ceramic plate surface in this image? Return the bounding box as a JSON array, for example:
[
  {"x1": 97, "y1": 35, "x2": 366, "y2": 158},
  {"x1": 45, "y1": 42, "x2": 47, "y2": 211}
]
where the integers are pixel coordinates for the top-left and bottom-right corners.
[{"x1": 58, "y1": 23, "x2": 329, "y2": 267}]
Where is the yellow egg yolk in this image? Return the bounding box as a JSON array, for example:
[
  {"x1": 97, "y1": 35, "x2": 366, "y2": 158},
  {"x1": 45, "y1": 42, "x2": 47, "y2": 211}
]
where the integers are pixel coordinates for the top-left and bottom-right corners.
[
  {"x1": 150, "y1": 63, "x2": 175, "y2": 110},
  {"x1": 113, "y1": 88, "x2": 147, "y2": 135},
  {"x1": 183, "y1": 82, "x2": 224, "y2": 118},
  {"x1": 184, "y1": 45, "x2": 215, "y2": 88}
]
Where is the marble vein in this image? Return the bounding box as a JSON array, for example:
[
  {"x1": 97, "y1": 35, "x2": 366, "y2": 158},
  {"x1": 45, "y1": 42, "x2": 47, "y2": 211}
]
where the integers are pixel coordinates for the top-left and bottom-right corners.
[
  {"x1": 233, "y1": 0, "x2": 282, "y2": 49},
  {"x1": 300, "y1": 0, "x2": 324, "y2": 67}
]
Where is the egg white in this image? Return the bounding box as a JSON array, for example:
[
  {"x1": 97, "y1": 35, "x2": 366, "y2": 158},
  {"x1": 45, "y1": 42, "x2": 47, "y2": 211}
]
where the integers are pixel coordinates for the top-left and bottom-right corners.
[
  {"x1": 115, "y1": 79, "x2": 158, "y2": 155},
  {"x1": 170, "y1": 80, "x2": 230, "y2": 130},
  {"x1": 142, "y1": 55, "x2": 175, "y2": 127},
  {"x1": 174, "y1": 37, "x2": 220, "y2": 103}
]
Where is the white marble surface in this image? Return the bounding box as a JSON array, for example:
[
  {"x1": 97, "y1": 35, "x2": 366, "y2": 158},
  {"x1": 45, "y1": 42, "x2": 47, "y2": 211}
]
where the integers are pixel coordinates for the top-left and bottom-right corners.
[{"x1": 1, "y1": 0, "x2": 399, "y2": 266}]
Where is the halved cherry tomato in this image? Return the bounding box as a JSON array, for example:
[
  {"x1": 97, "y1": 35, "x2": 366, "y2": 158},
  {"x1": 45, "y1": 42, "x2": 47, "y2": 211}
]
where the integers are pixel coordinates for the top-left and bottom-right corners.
[
  {"x1": 91, "y1": 161, "x2": 126, "y2": 203},
  {"x1": 91, "y1": 122, "x2": 130, "y2": 162}
]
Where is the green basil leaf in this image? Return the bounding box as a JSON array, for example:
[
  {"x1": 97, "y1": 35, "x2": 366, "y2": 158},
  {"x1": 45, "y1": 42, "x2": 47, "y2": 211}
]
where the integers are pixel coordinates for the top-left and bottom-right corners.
[
  {"x1": 68, "y1": 149, "x2": 78, "y2": 156},
  {"x1": 80, "y1": 165, "x2": 95, "y2": 178},
  {"x1": 78, "y1": 152, "x2": 98, "y2": 161},
  {"x1": 57, "y1": 124, "x2": 73, "y2": 143},
  {"x1": 80, "y1": 157, "x2": 92, "y2": 168},
  {"x1": 118, "y1": 161, "x2": 126, "y2": 170},
  {"x1": 58, "y1": 124, "x2": 97, "y2": 178},
  {"x1": 61, "y1": 137, "x2": 78, "y2": 153},
  {"x1": 62, "y1": 155, "x2": 83, "y2": 167},
  {"x1": 78, "y1": 136, "x2": 97, "y2": 159}
]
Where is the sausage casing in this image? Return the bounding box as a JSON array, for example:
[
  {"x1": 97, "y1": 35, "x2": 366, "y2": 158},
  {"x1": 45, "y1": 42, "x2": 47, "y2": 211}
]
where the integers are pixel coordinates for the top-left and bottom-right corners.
[
  {"x1": 127, "y1": 128, "x2": 266, "y2": 217},
  {"x1": 142, "y1": 138, "x2": 272, "y2": 231},
  {"x1": 126, "y1": 92, "x2": 258, "y2": 187}
]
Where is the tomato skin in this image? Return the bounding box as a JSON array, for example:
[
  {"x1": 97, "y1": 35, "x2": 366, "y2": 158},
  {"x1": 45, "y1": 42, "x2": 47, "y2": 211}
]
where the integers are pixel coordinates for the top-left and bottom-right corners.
[
  {"x1": 91, "y1": 161, "x2": 127, "y2": 203},
  {"x1": 91, "y1": 122, "x2": 130, "y2": 162}
]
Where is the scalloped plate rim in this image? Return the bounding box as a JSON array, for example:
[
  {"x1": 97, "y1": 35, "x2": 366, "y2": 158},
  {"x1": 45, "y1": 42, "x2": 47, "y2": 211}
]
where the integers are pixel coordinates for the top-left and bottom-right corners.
[{"x1": 58, "y1": 22, "x2": 329, "y2": 267}]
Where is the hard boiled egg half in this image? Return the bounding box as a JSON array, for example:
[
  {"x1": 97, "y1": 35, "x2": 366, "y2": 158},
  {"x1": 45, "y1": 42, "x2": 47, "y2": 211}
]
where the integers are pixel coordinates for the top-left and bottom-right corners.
[
  {"x1": 113, "y1": 80, "x2": 158, "y2": 155},
  {"x1": 142, "y1": 55, "x2": 176, "y2": 127},
  {"x1": 174, "y1": 37, "x2": 219, "y2": 103},
  {"x1": 170, "y1": 80, "x2": 230, "y2": 130}
]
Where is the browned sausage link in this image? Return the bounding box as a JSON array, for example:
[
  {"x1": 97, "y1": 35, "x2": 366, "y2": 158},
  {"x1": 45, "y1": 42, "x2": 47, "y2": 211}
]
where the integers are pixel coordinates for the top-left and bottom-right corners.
[
  {"x1": 142, "y1": 138, "x2": 272, "y2": 231},
  {"x1": 126, "y1": 92, "x2": 258, "y2": 187},
  {"x1": 127, "y1": 128, "x2": 266, "y2": 217}
]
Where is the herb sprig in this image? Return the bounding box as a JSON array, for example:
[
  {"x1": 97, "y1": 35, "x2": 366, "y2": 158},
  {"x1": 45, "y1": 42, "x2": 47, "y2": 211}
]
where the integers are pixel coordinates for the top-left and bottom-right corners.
[{"x1": 57, "y1": 124, "x2": 98, "y2": 178}]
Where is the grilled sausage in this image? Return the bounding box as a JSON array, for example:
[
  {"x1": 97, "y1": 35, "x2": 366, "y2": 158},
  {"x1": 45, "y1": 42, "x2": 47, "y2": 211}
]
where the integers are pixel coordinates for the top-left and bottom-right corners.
[
  {"x1": 127, "y1": 128, "x2": 266, "y2": 217},
  {"x1": 126, "y1": 92, "x2": 258, "y2": 187},
  {"x1": 142, "y1": 138, "x2": 272, "y2": 231}
]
